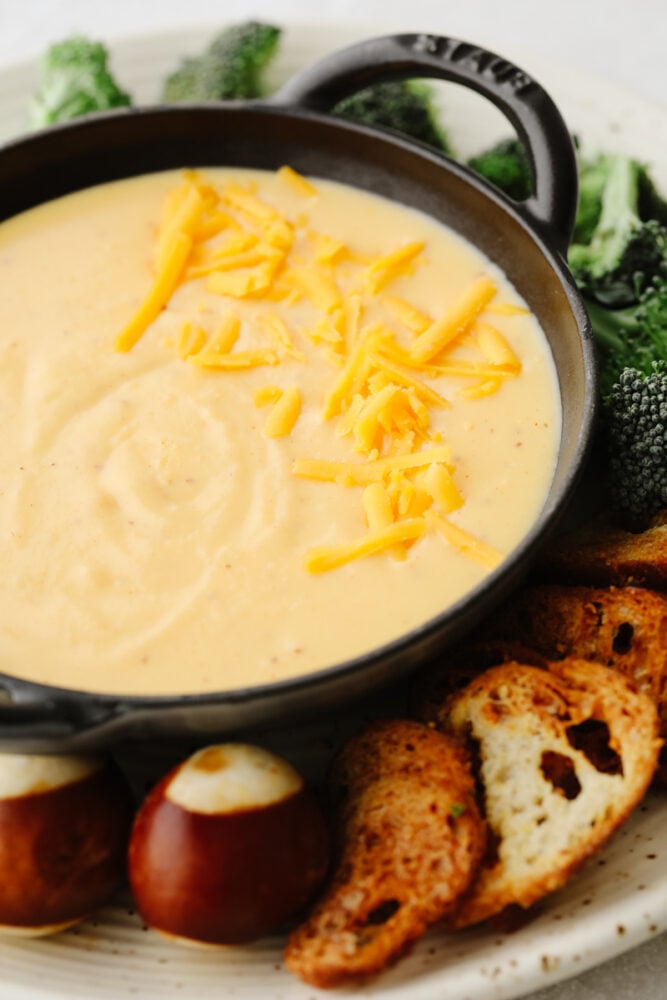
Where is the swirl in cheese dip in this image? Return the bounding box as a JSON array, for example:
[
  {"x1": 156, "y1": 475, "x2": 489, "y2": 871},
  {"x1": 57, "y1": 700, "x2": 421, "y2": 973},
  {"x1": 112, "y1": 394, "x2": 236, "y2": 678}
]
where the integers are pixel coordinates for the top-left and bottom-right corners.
[{"x1": 0, "y1": 168, "x2": 560, "y2": 695}]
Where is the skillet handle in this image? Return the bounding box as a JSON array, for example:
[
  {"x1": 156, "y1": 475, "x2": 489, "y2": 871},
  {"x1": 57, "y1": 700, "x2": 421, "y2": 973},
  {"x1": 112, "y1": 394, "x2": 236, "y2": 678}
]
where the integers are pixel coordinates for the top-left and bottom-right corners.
[
  {"x1": 0, "y1": 701, "x2": 78, "y2": 746},
  {"x1": 0, "y1": 688, "x2": 118, "y2": 752},
  {"x1": 273, "y1": 33, "x2": 578, "y2": 254}
]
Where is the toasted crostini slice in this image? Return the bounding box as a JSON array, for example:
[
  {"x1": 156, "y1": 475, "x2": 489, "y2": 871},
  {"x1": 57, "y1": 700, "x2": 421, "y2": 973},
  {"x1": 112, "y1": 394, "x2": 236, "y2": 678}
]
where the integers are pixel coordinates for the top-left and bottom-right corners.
[
  {"x1": 482, "y1": 583, "x2": 667, "y2": 783},
  {"x1": 412, "y1": 639, "x2": 550, "y2": 728},
  {"x1": 483, "y1": 584, "x2": 667, "y2": 687},
  {"x1": 536, "y1": 508, "x2": 667, "y2": 591},
  {"x1": 284, "y1": 719, "x2": 485, "y2": 988},
  {"x1": 440, "y1": 658, "x2": 661, "y2": 929}
]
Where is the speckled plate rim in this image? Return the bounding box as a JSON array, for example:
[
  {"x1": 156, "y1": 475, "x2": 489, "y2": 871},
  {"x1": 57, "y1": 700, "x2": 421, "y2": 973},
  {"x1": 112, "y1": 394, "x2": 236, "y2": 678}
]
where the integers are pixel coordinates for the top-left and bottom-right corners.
[{"x1": 0, "y1": 21, "x2": 665, "y2": 1000}]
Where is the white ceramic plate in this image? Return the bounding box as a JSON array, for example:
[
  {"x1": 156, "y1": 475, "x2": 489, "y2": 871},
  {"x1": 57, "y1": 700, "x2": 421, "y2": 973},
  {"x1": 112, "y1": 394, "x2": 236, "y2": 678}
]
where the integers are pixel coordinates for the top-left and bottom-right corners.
[{"x1": 0, "y1": 22, "x2": 666, "y2": 1000}]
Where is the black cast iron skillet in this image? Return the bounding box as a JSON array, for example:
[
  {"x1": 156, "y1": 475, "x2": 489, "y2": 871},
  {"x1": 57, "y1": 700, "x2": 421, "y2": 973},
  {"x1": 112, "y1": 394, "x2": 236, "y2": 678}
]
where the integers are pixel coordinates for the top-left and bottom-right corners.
[{"x1": 0, "y1": 33, "x2": 596, "y2": 751}]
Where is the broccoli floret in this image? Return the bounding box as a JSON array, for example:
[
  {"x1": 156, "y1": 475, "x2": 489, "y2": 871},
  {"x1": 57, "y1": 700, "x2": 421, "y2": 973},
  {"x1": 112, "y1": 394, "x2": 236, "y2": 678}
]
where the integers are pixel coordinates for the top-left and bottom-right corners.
[
  {"x1": 466, "y1": 138, "x2": 532, "y2": 202},
  {"x1": 569, "y1": 155, "x2": 667, "y2": 307},
  {"x1": 334, "y1": 81, "x2": 452, "y2": 154},
  {"x1": 604, "y1": 362, "x2": 667, "y2": 521},
  {"x1": 162, "y1": 21, "x2": 281, "y2": 102},
  {"x1": 566, "y1": 153, "x2": 667, "y2": 395},
  {"x1": 30, "y1": 36, "x2": 131, "y2": 128},
  {"x1": 579, "y1": 218, "x2": 667, "y2": 307},
  {"x1": 573, "y1": 151, "x2": 667, "y2": 246},
  {"x1": 585, "y1": 276, "x2": 667, "y2": 396}
]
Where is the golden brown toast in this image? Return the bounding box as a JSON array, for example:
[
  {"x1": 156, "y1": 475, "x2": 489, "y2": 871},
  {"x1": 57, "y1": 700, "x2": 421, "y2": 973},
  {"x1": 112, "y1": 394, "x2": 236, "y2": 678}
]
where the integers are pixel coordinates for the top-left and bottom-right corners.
[
  {"x1": 536, "y1": 509, "x2": 667, "y2": 590},
  {"x1": 439, "y1": 658, "x2": 661, "y2": 929},
  {"x1": 412, "y1": 639, "x2": 550, "y2": 728},
  {"x1": 481, "y1": 583, "x2": 667, "y2": 782},
  {"x1": 284, "y1": 719, "x2": 485, "y2": 987},
  {"x1": 482, "y1": 583, "x2": 667, "y2": 706}
]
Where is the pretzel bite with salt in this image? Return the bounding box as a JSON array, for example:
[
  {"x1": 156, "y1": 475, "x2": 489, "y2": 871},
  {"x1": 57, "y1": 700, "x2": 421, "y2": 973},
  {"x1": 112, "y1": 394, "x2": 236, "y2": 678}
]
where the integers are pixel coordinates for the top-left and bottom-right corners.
[
  {"x1": 128, "y1": 743, "x2": 329, "y2": 946},
  {"x1": 0, "y1": 753, "x2": 133, "y2": 935}
]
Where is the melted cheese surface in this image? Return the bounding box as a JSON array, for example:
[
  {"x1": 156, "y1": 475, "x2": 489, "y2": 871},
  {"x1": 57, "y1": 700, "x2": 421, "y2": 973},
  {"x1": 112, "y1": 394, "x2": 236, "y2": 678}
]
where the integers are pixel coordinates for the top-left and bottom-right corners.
[{"x1": 0, "y1": 168, "x2": 560, "y2": 694}]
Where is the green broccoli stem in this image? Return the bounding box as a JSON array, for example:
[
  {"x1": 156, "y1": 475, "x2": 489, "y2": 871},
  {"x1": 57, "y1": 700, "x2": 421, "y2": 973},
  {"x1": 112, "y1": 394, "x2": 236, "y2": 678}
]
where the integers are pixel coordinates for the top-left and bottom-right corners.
[{"x1": 583, "y1": 297, "x2": 639, "y2": 352}]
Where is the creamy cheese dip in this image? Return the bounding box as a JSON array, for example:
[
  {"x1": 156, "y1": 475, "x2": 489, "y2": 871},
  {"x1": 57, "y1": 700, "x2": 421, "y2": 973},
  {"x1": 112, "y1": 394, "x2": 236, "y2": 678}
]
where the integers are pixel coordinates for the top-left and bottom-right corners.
[{"x1": 0, "y1": 168, "x2": 560, "y2": 695}]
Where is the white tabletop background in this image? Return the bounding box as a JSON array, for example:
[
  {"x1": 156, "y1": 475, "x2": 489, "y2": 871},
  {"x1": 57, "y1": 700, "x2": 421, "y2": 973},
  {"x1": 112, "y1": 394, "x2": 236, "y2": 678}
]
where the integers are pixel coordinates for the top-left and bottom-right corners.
[
  {"x1": 0, "y1": 0, "x2": 665, "y2": 106},
  {"x1": 0, "y1": 1, "x2": 665, "y2": 999}
]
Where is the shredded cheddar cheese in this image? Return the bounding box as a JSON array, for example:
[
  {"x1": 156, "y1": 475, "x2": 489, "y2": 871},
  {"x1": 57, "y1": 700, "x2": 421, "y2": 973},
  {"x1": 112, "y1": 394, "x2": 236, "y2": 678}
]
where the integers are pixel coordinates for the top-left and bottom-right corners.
[
  {"x1": 287, "y1": 267, "x2": 342, "y2": 313},
  {"x1": 222, "y1": 182, "x2": 277, "y2": 222},
  {"x1": 263, "y1": 386, "x2": 302, "y2": 438},
  {"x1": 177, "y1": 321, "x2": 207, "y2": 359},
  {"x1": 382, "y1": 295, "x2": 432, "y2": 334},
  {"x1": 461, "y1": 376, "x2": 504, "y2": 399},
  {"x1": 307, "y1": 316, "x2": 344, "y2": 346},
  {"x1": 422, "y1": 463, "x2": 463, "y2": 513},
  {"x1": 365, "y1": 241, "x2": 425, "y2": 294},
  {"x1": 155, "y1": 186, "x2": 205, "y2": 270},
  {"x1": 278, "y1": 165, "x2": 319, "y2": 199},
  {"x1": 304, "y1": 518, "x2": 427, "y2": 573},
  {"x1": 427, "y1": 511, "x2": 503, "y2": 569},
  {"x1": 363, "y1": 482, "x2": 395, "y2": 530},
  {"x1": 322, "y1": 326, "x2": 382, "y2": 420},
  {"x1": 254, "y1": 385, "x2": 283, "y2": 407},
  {"x1": 367, "y1": 351, "x2": 450, "y2": 409},
  {"x1": 192, "y1": 209, "x2": 241, "y2": 243},
  {"x1": 410, "y1": 276, "x2": 497, "y2": 364},
  {"x1": 362, "y1": 481, "x2": 407, "y2": 561},
  {"x1": 340, "y1": 294, "x2": 362, "y2": 351},
  {"x1": 206, "y1": 314, "x2": 241, "y2": 354},
  {"x1": 190, "y1": 349, "x2": 279, "y2": 370},
  {"x1": 475, "y1": 322, "x2": 522, "y2": 371},
  {"x1": 115, "y1": 231, "x2": 192, "y2": 352},
  {"x1": 207, "y1": 268, "x2": 274, "y2": 298},
  {"x1": 113, "y1": 166, "x2": 535, "y2": 573},
  {"x1": 261, "y1": 312, "x2": 306, "y2": 362},
  {"x1": 293, "y1": 446, "x2": 453, "y2": 486},
  {"x1": 488, "y1": 302, "x2": 530, "y2": 316},
  {"x1": 312, "y1": 232, "x2": 346, "y2": 264}
]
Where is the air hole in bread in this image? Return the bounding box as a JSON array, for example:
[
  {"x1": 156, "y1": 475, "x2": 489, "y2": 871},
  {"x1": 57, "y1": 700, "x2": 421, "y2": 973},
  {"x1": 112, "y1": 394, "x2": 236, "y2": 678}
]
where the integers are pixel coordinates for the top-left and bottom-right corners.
[
  {"x1": 463, "y1": 731, "x2": 487, "y2": 818},
  {"x1": 540, "y1": 750, "x2": 582, "y2": 799},
  {"x1": 566, "y1": 719, "x2": 624, "y2": 776},
  {"x1": 484, "y1": 825, "x2": 501, "y2": 867},
  {"x1": 362, "y1": 899, "x2": 401, "y2": 926},
  {"x1": 612, "y1": 622, "x2": 635, "y2": 655}
]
